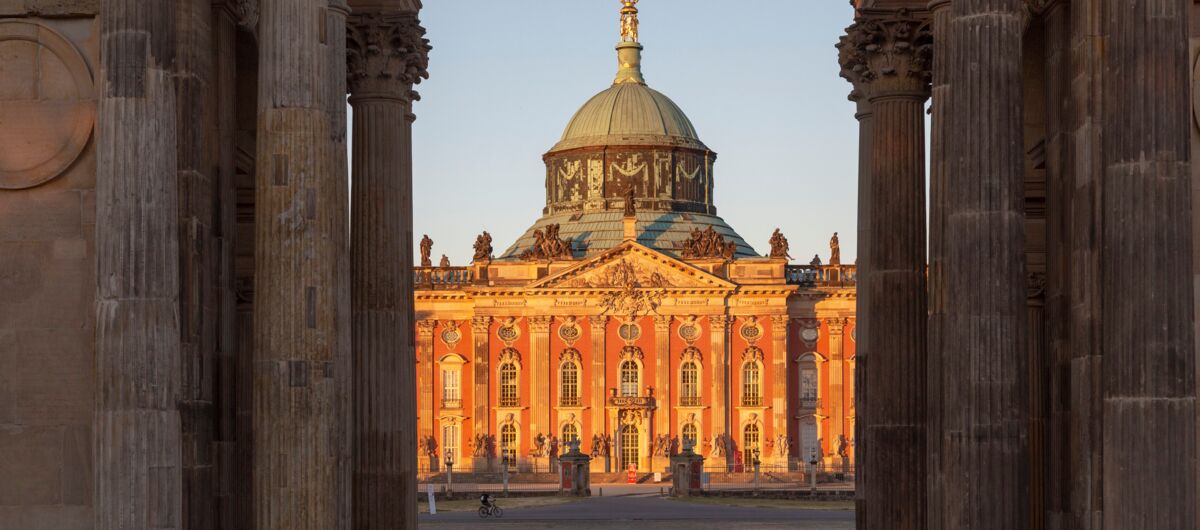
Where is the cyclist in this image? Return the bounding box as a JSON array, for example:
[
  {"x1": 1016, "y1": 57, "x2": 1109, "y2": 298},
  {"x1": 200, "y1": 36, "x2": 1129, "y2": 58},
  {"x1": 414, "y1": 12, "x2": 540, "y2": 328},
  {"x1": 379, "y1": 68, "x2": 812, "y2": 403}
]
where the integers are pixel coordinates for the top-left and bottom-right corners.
[{"x1": 479, "y1": 493, "x2": 494, "y2": 509}]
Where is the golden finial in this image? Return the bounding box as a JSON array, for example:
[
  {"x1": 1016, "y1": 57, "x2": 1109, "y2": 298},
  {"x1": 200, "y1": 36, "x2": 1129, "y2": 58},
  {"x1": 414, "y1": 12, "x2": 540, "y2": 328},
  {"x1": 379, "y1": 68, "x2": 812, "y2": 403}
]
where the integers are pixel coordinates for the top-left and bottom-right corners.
[{"x1": 620, "y1": 0, "x2": 640, "y2": 43}]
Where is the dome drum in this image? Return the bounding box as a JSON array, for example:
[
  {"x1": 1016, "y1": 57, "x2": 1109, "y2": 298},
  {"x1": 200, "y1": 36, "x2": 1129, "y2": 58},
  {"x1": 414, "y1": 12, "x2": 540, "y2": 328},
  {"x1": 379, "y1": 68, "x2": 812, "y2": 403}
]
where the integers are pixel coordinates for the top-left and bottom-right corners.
[{"x1": 543, "y1": 145, "x2": 716, "y2": 216}]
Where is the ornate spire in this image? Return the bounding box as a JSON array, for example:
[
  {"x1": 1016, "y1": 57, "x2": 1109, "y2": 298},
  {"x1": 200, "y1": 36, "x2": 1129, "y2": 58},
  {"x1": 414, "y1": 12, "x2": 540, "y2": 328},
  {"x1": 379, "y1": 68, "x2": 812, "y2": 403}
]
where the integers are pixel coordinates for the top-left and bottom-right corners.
[{"x1": 614, "y1": 0, "x2": 645, "y2": 85}]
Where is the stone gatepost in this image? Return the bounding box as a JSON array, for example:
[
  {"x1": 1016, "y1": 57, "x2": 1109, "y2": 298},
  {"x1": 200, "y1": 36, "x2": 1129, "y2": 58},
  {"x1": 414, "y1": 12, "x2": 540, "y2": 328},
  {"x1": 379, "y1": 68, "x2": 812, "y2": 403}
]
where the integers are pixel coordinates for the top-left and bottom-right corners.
[
  {"x1": 670, "y1": 442, "x2": 705, "y2": 497},
  {"x1": 558, "y1": 441, "x2": 592, "y2": 496}
]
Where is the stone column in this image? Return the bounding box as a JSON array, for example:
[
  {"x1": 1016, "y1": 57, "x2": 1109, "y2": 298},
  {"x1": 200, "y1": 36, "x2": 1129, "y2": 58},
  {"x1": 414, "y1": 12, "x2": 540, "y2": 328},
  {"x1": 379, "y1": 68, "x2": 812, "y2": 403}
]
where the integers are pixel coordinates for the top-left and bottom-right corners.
[
  {"x1": 251, "y1": 0, "x2": 346, "y2": 527},
  {"x1": 211, "y1": 3, "x2": 241, "y2": 528},
  {"x1": 770, "y1": 315, "x2": 789, "y2": 466},
  {"x1": 1027, "y1": 274, "x2": 1048, "y2": 530},
  {"x1": 529, "y1": 316, "x2": 553, "y2": 438},
  {"x1": 589, "y1": 315, "x2": 608, "y2": 468},
  {"x1": 471, "y1": 316, "x2": 492, "y2": 462},
  {"x1": 934, "y1": 2, "x2": 1030, "y2": 528},
  {"x1": 416, "y1": 320, "x2": 436, "y2": 448},
  {"x1": 838, "y1": 9, "x2": 930, "y2": 529},
  {"x1": 710, "y1": 315, "x2": 731, "y2": 467},
  {"x1": 96, "y1": 1, "x2": 181, "y2": 528},
  {"x1": 924, "y1": 2, "x2": 950, "y2": 529},
  {"x1": 654, "y1": 316, "x2": 672, "y2": 437},
  {"x1": 1100, "y1": 0, "x2": 1197, "y2": 526},
  {"x1": 346, "y1": 11, "x2": 429, "y2": 530}
]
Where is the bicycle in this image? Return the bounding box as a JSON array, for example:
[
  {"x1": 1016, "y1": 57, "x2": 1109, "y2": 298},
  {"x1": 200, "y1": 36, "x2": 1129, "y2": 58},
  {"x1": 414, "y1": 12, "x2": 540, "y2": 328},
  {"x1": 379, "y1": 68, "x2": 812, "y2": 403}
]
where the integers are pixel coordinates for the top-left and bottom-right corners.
[{"x1": 477, "y1": 503, "x2": 504, "y2": 519}]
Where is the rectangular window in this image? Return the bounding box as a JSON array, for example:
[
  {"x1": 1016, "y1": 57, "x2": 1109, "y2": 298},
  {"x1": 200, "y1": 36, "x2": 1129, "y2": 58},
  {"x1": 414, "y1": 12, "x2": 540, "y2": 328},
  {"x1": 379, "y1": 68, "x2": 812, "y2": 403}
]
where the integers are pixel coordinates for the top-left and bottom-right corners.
[
  {"x1": 500, "y1": 364, "x2": 519, "y2": 407},
  {"x1": 442, "y1": 423, "x2": 459, "y2": 462},
  {"x1": 442, "y1": 369, "x2": 461, "y2": 409},
  {"x1": 560, "y1": 362, "x2": 580, "y2": 407}
]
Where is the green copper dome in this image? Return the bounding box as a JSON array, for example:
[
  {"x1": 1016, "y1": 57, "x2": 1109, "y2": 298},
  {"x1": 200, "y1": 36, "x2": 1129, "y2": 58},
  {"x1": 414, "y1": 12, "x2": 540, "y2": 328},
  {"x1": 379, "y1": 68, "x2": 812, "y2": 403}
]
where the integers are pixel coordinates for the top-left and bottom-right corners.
[{"x1": 550, "y1": 80, "x2": 707, "y2": 153}]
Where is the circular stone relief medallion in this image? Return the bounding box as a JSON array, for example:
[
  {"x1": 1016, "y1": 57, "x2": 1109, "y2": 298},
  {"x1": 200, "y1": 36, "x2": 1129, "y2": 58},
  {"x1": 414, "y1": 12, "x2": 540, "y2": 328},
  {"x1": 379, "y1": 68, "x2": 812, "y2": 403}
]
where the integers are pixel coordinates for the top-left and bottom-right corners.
[
  {"x1": 0, "y1": 21, "x2": 94, "y2": 189},
  {"x1": 618, "y1": 322, "x2": 641, "y2": 342},
  {"x1": 800, "y1": 327, "x2": 819, "y2": 344},
  {"x1": 558, "y1": 323, "x2": 581, "y2": 343},
  {"x1": 740, "y1": 322, "x2": 762, "y2": 342},
  {"x1": 497, "y1": 325, "x2": 520, "y2": 343},
  {"x1": 678, "y1": 323, "x2": 700, "y2": 343},
  {"x1": 440, "y1": 325, "x2": 462, "y2": 347}
]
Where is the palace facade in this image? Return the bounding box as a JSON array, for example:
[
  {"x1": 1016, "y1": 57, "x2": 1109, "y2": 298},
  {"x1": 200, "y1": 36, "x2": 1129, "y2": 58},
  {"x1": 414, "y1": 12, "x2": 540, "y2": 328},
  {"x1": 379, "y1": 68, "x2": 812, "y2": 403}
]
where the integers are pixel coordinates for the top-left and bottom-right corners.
[{"x1": 414, "y1": 1, "x2": 857, "y2": 474}]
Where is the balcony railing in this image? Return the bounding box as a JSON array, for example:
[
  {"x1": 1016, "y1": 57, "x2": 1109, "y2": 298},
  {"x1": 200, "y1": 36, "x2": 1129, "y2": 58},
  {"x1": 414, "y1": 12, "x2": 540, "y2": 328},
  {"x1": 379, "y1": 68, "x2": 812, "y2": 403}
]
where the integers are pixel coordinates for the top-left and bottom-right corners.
[
  {"x1": 499, "y1": 397, "x2": 519, "y2": 408},
  {"x1": 800, "y1": 396, "x2": 821, "y2": 409},
  {"x1": 442, "y1": 398, "x2": 462, "y2": 410},
  {"x1": 680, "y1": 395, "x2": 702, "y2": 407},
  {"x1": 559, "y1": 396, "x2": 580, "y2": 407},
  {"x1": 608, "y1": 395, "x2": 655, "y2": 408},
  {"x1": 785, "y1": 264, "x2": 857, "y2": 287},
  {"x1": 414, "y1": 266, "x2": 474, "y2": 290},
  {"x1": 741, "y1": 396, "x2": 762, "y2": 407}
]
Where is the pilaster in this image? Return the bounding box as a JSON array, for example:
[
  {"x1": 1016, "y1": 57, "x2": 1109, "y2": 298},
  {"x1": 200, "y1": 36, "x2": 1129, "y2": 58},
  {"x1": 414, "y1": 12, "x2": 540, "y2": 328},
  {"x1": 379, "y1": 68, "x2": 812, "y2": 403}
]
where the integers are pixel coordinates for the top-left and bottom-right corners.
[
  {"x1": 471, "y1": 316, "x2": 492, "y2": 438},
  {"x1": 529, "y1": 316, "x2": 553, "y2": 438},
  {"x1": 826, "y1": 318, "x2": 847, "y2": 447},
  {"x1": 416, "y1": 320, "x2": 436, "y2": 447},
  {"x1": 769, "y1": 315, "x2": 789, "y2": 466},
  {"x1": 710, "y1": 314, "x2": 731, "y2": 466},
  {"x1": 589, "y1": 316, "x2": 609, "y2": 446},
  {"x1": 654, "y1": 316, "x2": 672, "y2": 438}
]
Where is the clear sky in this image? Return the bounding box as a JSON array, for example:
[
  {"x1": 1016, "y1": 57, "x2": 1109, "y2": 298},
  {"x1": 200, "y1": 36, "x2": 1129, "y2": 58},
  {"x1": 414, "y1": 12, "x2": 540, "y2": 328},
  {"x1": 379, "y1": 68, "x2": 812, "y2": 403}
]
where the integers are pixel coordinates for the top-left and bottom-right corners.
[{"x1": 377, "y1": 0, "x2": 860, "y2": 265}]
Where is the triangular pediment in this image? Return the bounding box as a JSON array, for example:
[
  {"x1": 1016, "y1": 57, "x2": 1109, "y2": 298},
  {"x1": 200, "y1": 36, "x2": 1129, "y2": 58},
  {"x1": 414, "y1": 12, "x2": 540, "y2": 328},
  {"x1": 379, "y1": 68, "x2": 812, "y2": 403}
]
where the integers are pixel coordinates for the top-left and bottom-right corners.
[{"x1": 529, "y1": 242, "x2": 736, "y2": 290}]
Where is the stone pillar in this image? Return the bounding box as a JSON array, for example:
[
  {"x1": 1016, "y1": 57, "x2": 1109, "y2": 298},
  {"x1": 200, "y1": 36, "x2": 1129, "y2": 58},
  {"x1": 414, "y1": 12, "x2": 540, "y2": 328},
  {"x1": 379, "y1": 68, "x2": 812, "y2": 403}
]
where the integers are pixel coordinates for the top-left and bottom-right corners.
[
  {"x1": 416, "y1": 320, "x2": 436, "y2": 448},
  {"x1": 211, "y1": 3, "x2": 241, "y2": 528},
  {"x1": 471, "y1": 316, "x2": 492, "y2": 468},
  {"x1": 1027, "y1": 274, "x2": 1048, "y2": 530},
  {"x1": 924, "y1": 2, "x2": 950, "y2": 529},
  {"x1": 529, "y1": 316, "x2": 552, "y2": 437},
  {"x1": 251, "y1": 0, "x2": 347, "y2": 527},
  {"x1": 1100, "y1": 0, "x2": 1197, "y2": 526},
  {"x1": 589, "y1": 315, "x2": 608, "y2": 469},
  {"x1": 934, "y1": 2, "x2": 1030, "y2": 528},
  {"x1": 770, "y1": 315, "x2": 789, "y2": 467},
  {"x1": 670, "y1": 446, "x2": 705, "y2": 497},
  {"x1": 558, "y1": 443, "x2": 592, "y2": 496},
  {"x1": 837, "y1": 9, "x2": 930, "y2": 529},
  {"x1": 709, "y1": 315, "x2": 731, "y2": 467},
  {"x1": 654, "y1": 316, "x2": 672, "y2": 437},
  {"x1": 95, "y1": 1, "x2": 181, "y2": 528},
  {"x1": 346, "y1": 11, "x2": 429, "y2": 530},
  {"x1": 826, "y1": 318, "x2": 846, "y2": 447}
]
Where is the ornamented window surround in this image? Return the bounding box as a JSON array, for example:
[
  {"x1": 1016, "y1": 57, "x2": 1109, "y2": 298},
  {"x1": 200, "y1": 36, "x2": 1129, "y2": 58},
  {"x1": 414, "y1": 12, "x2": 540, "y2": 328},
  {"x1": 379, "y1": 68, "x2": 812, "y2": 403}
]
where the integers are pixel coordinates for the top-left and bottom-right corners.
[
  {"x1": 679, "y1": 347, "x2": 702, "y2": 407},
  {"x1": 559, "y1": 348, "x2": 582, "y2": 407},
  {"x1": 498, "y1": 348, "x2": 522, "y2": 408},
  {"x1": 437, "y1": 353, "x2": 468, "y2": 410}
]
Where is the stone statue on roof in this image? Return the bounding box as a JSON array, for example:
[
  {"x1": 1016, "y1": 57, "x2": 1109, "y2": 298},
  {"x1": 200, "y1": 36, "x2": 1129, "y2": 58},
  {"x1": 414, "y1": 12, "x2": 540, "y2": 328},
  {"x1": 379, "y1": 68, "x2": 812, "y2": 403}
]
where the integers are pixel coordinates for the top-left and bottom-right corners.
[{"x1": 420, "y1": 234, "x2": 433, "y2": 267}]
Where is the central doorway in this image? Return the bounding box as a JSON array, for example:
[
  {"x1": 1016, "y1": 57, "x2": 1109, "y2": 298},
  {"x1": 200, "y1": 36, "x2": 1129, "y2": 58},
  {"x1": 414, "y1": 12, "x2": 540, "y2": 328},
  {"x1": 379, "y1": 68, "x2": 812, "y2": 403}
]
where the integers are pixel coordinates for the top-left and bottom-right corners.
[{"x1": 621, "y1": 425, "x2": 640, "y2": 471}]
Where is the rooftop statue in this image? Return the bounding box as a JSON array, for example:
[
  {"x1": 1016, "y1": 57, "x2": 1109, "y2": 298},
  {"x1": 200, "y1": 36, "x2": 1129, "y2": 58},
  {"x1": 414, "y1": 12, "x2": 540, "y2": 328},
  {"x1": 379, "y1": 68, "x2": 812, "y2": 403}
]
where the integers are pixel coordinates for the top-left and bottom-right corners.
[
  {"x1": 769, "y1": 228, "x2": 793, "y2": 260},
  {"x1": 829, "y1": 231, "x2": 841, "y2": 265},
  {"x1": 472, "y1": 230, "x2": 493, "y2": 263},
  {"x1": 620, "y1": 0, "x2": 640, "y2": 42},
  {"x1": 420, "y1": 234, "x2": 433, "y2": 267}
]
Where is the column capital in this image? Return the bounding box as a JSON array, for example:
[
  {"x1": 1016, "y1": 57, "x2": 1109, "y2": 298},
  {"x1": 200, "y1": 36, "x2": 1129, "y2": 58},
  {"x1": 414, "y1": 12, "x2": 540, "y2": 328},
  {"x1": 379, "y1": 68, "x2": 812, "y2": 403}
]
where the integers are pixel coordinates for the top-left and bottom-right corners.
[
  {"x1": 213, "y1": 0, "x2": 259, "y2": 32},
  {"x1": 346, "y1": 11, "x2": 430, "y2": 102},
  {"x1": 653, "y1": 315, "x2": 673, "y2": 332},
  {"x1": 1027, "y1": 272, "x2": 1047, "y2": 301},
  {"x1": 587, "y1": 315, "x2": 609, "y2": 328},
  {"x1": 825, "y1": 318, "x2": 848, "y2": 333},
  {"x1": 769, "y1": 315, "x2": 790, "y2": 329},
  {"x1": 417, "y1": 319, "x2": 436, "y2": 337},
  {"x1": 528, "y1": 315, "x2": 553, "y2": 333},
  {"x1": 837, "y1": 8, "x2": 932, "y2": 102},
  {"x1": 470, "y1": 315, "x2": 492, "y2": 334},
  {"x1": 709, "y1": 314, "x2": 731, "y2": 331}
]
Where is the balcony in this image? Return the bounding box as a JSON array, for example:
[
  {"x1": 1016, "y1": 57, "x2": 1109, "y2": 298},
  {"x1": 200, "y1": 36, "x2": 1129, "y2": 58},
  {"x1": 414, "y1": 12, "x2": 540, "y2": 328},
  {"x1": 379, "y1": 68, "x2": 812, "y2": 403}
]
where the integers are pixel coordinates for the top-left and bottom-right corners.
[
  {"x1": 741, "y1": 396, "x2": 762, "y2": 407},
  {"x1": 800, "y1": 396, "x2": 821, "y2": 410},
  {"x1": 680, "y1": 395, "x2": 702, "y2": 407},
  {"x1": 608, "y1": 395, "x2": 655, "y2": 409},
  {"x1": 414, "y1": 266, "x2": 474, "y2": 290},
  {"x1": 441, "y1": 398, "x2": 462, "y2": 410},
  {"x1": 499, "y1": 398, "x2": 519, "y2": 408},
  {"x1": 559, "y1": 396, "x2": 580, "y2": 407},
  {"x1": 785, "y1": 264, "x2": 857, "y2": 288}
]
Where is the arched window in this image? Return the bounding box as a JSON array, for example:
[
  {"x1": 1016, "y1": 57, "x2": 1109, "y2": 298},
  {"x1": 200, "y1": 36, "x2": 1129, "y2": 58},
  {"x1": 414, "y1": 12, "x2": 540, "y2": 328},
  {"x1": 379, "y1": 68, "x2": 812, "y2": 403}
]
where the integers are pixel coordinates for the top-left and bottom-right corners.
[
  {"x1": 681, "y1": 423, "x2": 698, "y2": 451},
  {"x1": 742, "y1": 361, "x2": 761, "y2": 406},
  {"x1": 799, "y1": 353, "x2": 818, "y2": 408},
  {"x1": 743, "y1": 423, "x2": 760, "y2": 465},
  {"x1": 621, "y1": 424, "x2": 640, "y2": 471},
  {"x1": 500, "y1": 423, "x2": 517, "y2": 468},
  {"x1": 562, "y1": 423, "x2": 579, "y2": 444},
  {"x1": 620, "y1": 360, "x2": 639, "y2": 397},
  {"x1": 499, "y1": 362, "x2": 519, "y2": 407},
  {"x1": 680, "y1": 361, "x2": 700, "y2": 406},
  {"x1": 560, "y1": 361, "x2": 580, "y2": 406},
  {"x1": 442, "y1": 423, "x2": 459, "y2": 461}
]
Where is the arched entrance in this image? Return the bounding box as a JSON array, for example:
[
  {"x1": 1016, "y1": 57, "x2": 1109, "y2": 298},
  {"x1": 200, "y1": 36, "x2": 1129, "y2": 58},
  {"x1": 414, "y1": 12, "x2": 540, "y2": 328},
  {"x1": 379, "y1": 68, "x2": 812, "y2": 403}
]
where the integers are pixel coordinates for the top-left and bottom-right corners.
[{"x1": 620, "y1": 424, "x2": 640, "y2": 471}]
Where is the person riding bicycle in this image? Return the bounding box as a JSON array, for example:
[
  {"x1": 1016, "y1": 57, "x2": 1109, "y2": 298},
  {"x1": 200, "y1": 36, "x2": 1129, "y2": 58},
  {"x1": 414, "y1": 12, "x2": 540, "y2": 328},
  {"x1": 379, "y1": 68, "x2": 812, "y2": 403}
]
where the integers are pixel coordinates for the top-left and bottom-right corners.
[{"x1": 479, "y1": 493, "x2": 495, "y2": 508}]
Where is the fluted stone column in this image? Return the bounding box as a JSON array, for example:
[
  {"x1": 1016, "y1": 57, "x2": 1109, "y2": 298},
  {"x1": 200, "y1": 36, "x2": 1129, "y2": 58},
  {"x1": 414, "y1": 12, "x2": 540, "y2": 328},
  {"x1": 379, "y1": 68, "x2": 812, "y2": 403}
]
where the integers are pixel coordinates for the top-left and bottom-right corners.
[
  {"x1": 589, "y1": 315, "x2": 608, "y2": 466},
  {"x1": 471, "y1": 316, "x2": 492, "y2": 460},
  {"x1": 251, "y1": 0, "x2": 346, "y2": 527},
  {"x1": 346, "y1": 11, "x2": 429, "y2": 530},
  {"x1": 1100, "y1": 0, "x2": 1197, "y2": 526},
  {"x1": 924, "y1": 2, "x2": 950, "y2": 528},
  {"x1": 826, "y1": 319, "x2": 847, "y2": 444},
  {"x1": 933, "y1": 2, "x2": 1030, "y2": 528},
  {"x1": 770, "y1": 315, "x2": 789, "y2": 466},
  {"x1": 710, "y1": 315, "x2": 731, "y2": 466},
  {"x1": 838, "y1": 9, "x2": 931, "y2": 529},
  {"x1": 529, "y1": 316, "x2": 553, "y2": 437},
  {"x1": 654, "y1": 316, "x2": 672, "y2": 437},
  {"x1": 96, "y1": 1, "x2": 181, "y2": 528}
]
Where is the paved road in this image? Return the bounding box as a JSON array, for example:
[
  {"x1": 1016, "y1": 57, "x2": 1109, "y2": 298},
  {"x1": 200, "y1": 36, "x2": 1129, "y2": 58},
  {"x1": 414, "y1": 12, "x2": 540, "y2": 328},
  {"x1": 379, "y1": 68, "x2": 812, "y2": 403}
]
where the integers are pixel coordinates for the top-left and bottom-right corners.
[{"x1": 419, "y1": 494, "x2": 855, "y2": 529}]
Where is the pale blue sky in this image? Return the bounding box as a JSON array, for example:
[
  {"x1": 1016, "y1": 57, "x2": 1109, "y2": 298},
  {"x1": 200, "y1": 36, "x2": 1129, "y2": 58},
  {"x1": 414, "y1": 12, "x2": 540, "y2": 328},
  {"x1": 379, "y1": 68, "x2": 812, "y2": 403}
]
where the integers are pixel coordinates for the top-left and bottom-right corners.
[{"x1": 376, "y1": 0, "x2": 861, "y2": 265}]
